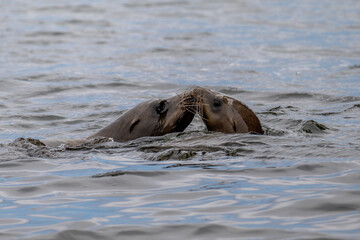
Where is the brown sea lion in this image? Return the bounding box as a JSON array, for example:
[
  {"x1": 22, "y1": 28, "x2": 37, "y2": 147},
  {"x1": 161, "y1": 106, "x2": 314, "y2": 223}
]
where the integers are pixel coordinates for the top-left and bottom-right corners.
[
  {"x1": 192, "y1": 86, "x2": 263, "y2": 134},
  {"x1": 89, "y1": 92, "x2": 196, "y2": 142}
]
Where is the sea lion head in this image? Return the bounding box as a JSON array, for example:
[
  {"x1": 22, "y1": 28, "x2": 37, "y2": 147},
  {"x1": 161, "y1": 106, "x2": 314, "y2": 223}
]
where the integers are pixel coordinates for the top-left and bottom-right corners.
[
  {"x1": 90, "y1": 91, "x2": 196, "y2": 142},
  {"x1": 192, "y1": 86, "x2": 263, "y2": 134},
  {"x1": 146, "y1": 92, "x2": 196, "y2": 136}
]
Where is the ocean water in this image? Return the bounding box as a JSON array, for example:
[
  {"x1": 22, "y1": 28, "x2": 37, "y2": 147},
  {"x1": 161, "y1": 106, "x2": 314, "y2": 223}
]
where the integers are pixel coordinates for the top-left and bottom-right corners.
[{"x1": 0, "y1": 0, "x2": 360, "y2": 239}]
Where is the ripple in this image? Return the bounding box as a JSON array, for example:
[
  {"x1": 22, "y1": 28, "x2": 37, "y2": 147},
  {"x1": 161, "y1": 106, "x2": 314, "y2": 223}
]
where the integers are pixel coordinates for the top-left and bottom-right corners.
[
  {"x1": 0, "y1": 218, "x2": 28, "y2": 226},
  {"x1": 1, "y1": 0, "x2": 360, "y2": 239},
  {"x1": 260, "y1": 190, "x2": 360, "y2": 218},
  {"x1": 14, "y1": 115, "x2": 66, "y2": 121},
  {"x1": 124, "y1": 1, "x2": 189, "y2": 8},
  {"x1": 37, "y1": 4, "x2": 105, "y2": 13},
  {"x1": 92, "y1": 170, "x2": 167, "y2": 178},
  {"x1": 348, "y1": 64, "x2": 360, "y2": 70},
  {"x1": 261, "y1": 92, "x2": 360, "y2": 103},
  {"x1": 300, "y1": 120, "x2": 329, "y2": 134},
  {"x1": 25, "y1": 31, "x2": 76, "y2": 38},
  {"x1": 21, "y1": 223, "x2": 336, "y2": 240},
  {"x1": 60, "y1": 19, "x2": 111, "y2": 27}
]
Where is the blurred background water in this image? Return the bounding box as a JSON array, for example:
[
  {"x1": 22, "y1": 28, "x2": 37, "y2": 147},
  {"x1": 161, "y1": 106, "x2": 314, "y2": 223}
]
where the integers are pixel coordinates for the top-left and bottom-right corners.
[{"x1": 0, "y1": 0, "x2": 360, "y2": 239}]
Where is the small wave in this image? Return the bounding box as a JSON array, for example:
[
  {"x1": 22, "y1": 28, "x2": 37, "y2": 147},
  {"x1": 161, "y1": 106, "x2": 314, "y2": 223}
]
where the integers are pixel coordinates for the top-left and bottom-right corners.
[
  {"x1": 6, "y1": 138, "x2": 54, "y2": 159},
  {"x1": 150, "y1": 47, "x2": 214, "y2": 54},
  {"x1": 18, "y1": 40, "x2": 65, "y2": 46},
  {"x1": 13, "y1": 114, "x2": 66, "y2": 121},
  {"x1": 92, "y1": 170, "x2": 167, "y2": 178},
  {"x1": 132, "y1": 132, "x2": 262, "y2": 161},
  {"x1": 300, "y1": 120, "x2": 329, "y2": 134},
  {"x1": 37, "y1": 4, "x2": 105, "y2": 13},
  {"x1": 21, "y1": 223, "x2": 336, "y2": 240},
  {"x1": 233, "y1": 161, "x2": 358, "y2": 177},
  {"x1": 5, "y1": 137, "x2": 112, "y2": 159},
  {"x1": 263, "y1": 127, "x2": 287, "y2": 136},
  {"x1": 261, "y1": 105, "x2": 299, "y2": 116},
  {"x1": 261, "y1": 91, "x2": 360, "y2": 103},
  {"x1": 60, "y1": 19, "x2": 111, "y2": 27},
  {"x1": 260, "y1": 189, "x2": 360, "y2": 219},
  {"x1": 217, "y1": 87, "x2": 250, "y2": 95},
  {"x1": 125, "y1": 1, "x2": 188, "y2": 8},
  {"x1": 262, "y1": 118, "x2": 330, "y2": 135},
  {"x1": 313, "y1": 103, "x2": 360, "y2": 116},
  {"x1": 25, "y1": 31, "x2": 75, "y2": 38},
  {"x1": 345, "y1": 103, "x2": 360, "y2": 111},
  {"x1": 9, "y1": 137, "x2": 46, "y2": 147},
  {"x1": 348, "y1": 64, "x2": 360, "y2": 70}
]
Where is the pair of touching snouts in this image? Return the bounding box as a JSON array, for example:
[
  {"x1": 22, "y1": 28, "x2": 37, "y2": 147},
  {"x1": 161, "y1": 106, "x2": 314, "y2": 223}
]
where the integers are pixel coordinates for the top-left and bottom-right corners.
[{"x1": 90, "y1": 87, "x2": 263, "y2": 142}]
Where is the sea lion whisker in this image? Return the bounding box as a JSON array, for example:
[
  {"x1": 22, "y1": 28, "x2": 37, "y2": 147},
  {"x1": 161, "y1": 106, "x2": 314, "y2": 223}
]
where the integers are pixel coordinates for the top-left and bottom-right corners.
[
  {"x1": 182, "y1": 106, "x2": 207, "y2": 121},
  {"x1": 177, "y1": 93, "x2": 184, "y2": 100},
  {"x1": 184, "y1": 105, "x2": 208, "y2": 122},
  {"x1": 178, "y1": 94, "x2": 194, "y2": 105},
  {"x1": 185, "y1": 108, "x2": 197, "y2": 116},
  {"x1": 187, "y1": 108, "x2": 208, "y2": 122},
  {"x1": 194, "y1": 101, "x2": 209, "y2": 122},
  {"x1": 182, "y1": 104, "x2": 200, "y2": 108}
]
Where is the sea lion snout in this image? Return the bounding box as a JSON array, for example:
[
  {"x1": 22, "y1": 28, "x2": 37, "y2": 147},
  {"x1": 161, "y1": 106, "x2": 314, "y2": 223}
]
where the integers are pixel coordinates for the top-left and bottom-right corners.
[{"x1": 156, "y1": 92, "x2": 196, "y2": 134}]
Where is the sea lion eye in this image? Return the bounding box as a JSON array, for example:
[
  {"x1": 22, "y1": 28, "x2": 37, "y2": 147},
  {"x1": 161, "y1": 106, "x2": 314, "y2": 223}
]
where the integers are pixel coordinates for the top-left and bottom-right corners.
[
  {"x1": 156, "y1": 100, "x2": 168, "y2": 114},
  {"x1": 213, "y1": 98, "x2": 222, "y2": 107}
]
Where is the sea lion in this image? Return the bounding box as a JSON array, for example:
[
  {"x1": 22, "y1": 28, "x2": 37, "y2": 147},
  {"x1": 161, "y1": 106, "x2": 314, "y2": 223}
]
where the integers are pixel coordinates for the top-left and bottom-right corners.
[
  {"x1": 89, "y1": 92, "x2": 196, "y2": 142},
  {"x1": 192, "y1": 86, "x2": 263, "y2": 134}
]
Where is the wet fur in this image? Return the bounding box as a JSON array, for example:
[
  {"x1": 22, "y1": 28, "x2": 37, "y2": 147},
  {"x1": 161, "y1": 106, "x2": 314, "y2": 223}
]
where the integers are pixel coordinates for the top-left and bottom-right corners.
[
  {"x1": 89, "y1": 92, "x2": 196, "y2": 142},
  {"x1": 192, "y1": 87, "x2": 263, "y2": 134}
]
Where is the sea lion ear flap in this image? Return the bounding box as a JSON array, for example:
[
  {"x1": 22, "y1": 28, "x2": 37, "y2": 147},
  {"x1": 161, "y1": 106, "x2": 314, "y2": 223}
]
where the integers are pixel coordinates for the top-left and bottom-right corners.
[
  {"x1": 129, "y1": 119, "x2": 140, "y2": 133},
  {"x1": 232, "y1": 113, "x2": 249, "y2": 133},
  {"x1": 232, "y1": 100, "x2": 264, "y2": 134}
]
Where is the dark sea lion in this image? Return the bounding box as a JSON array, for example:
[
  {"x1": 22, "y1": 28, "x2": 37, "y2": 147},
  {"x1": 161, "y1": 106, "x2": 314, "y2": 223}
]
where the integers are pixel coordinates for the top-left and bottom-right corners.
[
  {"x1": 192, "y1": 86, "x2": 263, "y2": 134},
  {"x1": 89, "y1": 92, "x2": 196, "y2": 142}
]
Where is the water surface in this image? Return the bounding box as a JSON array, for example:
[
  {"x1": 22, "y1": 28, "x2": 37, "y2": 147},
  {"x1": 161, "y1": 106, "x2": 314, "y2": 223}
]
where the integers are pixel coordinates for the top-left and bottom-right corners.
[{"x1": 0, "y1": 0, "x2": 360, "y2": 239}]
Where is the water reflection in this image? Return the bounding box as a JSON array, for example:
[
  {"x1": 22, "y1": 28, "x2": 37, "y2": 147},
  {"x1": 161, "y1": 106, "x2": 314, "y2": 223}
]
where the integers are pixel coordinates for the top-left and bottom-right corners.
[{"x1": 1, "y1": 0, "x2": 360, "y2": 239}]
